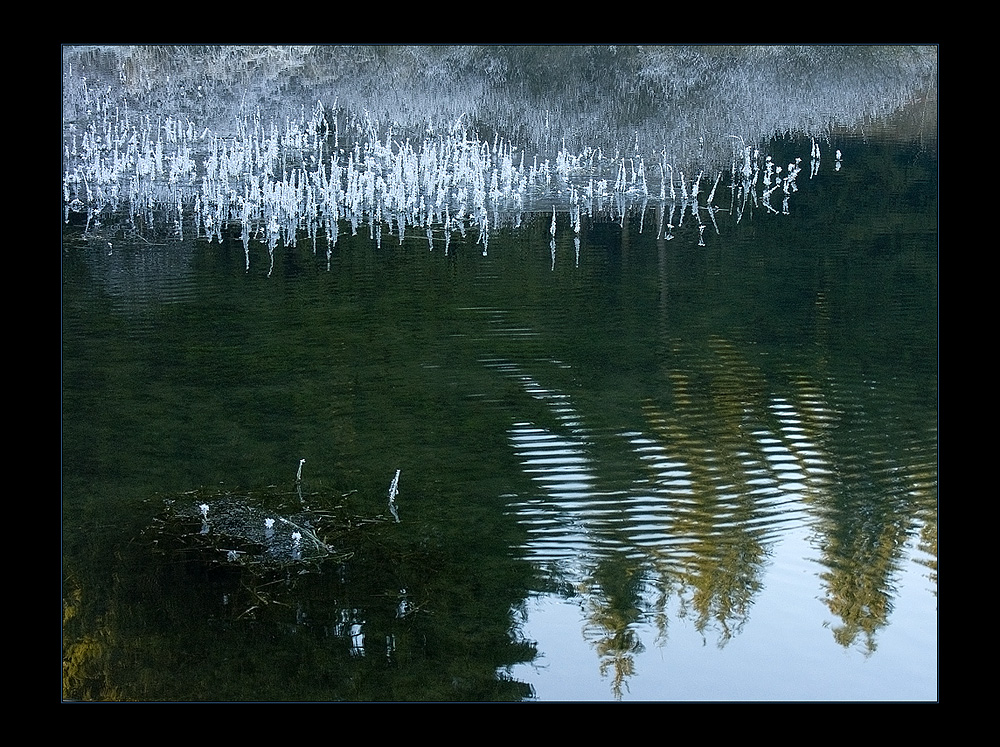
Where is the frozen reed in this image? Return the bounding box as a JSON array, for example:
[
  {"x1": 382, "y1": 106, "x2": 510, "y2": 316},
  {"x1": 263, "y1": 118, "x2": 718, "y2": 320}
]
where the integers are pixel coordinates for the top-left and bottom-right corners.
[{"x1": 63, "y1": 86, "x2": 839, "y2": 257}]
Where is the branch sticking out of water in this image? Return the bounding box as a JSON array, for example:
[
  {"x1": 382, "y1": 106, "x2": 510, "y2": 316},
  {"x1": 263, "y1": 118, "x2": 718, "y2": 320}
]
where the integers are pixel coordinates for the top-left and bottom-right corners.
[{"x1": 388, "y1": 469, "x2": 401, "y2": 523}]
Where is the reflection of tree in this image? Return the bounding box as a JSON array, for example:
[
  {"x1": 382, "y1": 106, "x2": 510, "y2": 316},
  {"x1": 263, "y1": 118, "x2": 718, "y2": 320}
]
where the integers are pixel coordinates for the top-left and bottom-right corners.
[
  {"x1": 63, "y1": 574, "x2": 124, "y2": 701},
  {"x1": 815, "y1": 508, "x2": 909, "y2": 654},
  {"x1": 917, "y1": 516, "x2": 937, "y2": 594},
  {"x1": 678, "y1": 536, "x2": 768, "y2": 646},
  {"x1": 580, "y1": 557, "x2": 647, "y2": 700},
  {"x1": 638, "y1": 337, "x2": 777, "y2": 648},
  {"x1": 800, "y1": 366, "x2": 936, "y2": 652},
  {"x1": 911, "y1": 458, "x2": 938, "y2": 596}
]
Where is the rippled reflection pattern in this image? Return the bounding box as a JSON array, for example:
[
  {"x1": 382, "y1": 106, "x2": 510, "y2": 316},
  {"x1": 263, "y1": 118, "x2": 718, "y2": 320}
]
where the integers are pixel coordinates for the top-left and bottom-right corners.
[{"x1": 495, "y1": 331, "x2": 935, "y2": 693}]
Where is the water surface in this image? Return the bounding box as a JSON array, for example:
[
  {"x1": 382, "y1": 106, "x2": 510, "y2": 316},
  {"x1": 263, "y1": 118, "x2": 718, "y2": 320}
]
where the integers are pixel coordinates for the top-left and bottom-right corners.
[{"x1": 62, "y1": 46, "x2": 937, "y2": 701}]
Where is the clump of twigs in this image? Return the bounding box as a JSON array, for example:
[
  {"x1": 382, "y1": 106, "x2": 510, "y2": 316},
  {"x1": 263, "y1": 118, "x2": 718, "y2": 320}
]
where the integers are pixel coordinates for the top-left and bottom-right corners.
[
  {"x1": 144, "y1": 469, "x2": 406, "y2": 619},
  {"x1": 147, "y1": 486, "x2": 388, "y2": 573}
]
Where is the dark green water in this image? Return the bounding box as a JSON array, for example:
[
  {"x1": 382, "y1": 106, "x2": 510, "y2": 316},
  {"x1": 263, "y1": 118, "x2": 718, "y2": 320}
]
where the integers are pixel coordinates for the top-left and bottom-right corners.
[{"x1": 62, "y1": 127, "x2": 936, "y2": 701}]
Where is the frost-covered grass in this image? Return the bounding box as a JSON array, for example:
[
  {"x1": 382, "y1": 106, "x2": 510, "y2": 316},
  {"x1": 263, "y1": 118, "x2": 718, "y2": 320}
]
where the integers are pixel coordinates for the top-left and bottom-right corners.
[
  {"x1": 62, "y1": 45, "x2": 935, "y2": 261},
  {"x1": 62, "y1": 100, "x2": 821, "y2": 253},
  {"x1": 63, "y1": 97, "x2": 718, "y2": 256}
]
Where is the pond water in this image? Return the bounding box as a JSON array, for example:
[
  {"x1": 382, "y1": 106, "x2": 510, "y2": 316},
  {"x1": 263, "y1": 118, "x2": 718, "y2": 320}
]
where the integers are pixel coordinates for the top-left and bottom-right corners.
[{"x1": 62, "y1": 46, "x2": 937, "y2": 702}]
